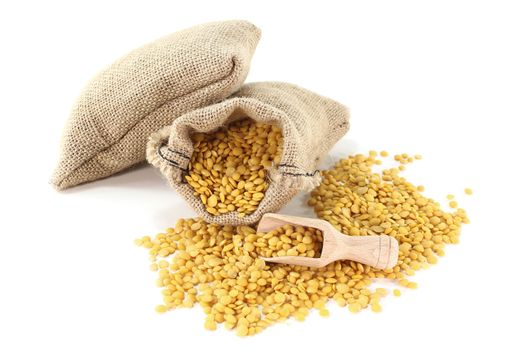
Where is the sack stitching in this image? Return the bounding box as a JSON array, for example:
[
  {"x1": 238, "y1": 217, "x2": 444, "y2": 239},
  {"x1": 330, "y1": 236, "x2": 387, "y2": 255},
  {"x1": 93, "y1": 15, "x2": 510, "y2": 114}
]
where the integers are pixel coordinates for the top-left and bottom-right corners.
[
  {"x1": 157, "y1": 147, "x2": 189, "y2": 172},
  {"x1": 165, "y1": 147, "x2": 191, "y2": 160},
  {"x1": 281, "y1": 170, "x2": 320, "y2": 177}
]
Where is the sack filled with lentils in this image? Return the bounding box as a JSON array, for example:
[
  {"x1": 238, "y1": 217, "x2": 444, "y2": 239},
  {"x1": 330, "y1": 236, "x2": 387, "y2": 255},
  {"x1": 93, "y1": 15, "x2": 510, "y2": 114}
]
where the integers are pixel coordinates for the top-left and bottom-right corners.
[{"x1": 147, "y1": 82, "x2": 350, "y2": 225}]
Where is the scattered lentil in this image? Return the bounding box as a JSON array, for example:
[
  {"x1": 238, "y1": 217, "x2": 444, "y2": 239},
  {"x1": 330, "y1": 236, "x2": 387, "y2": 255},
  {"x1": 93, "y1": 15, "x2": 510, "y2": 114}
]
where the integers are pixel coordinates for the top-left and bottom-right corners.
[
  {"x1": 371, "y1": 303, "x2": 382, "y2": 313},
  {"x1": 137, "y1": 151, "x2": 469, "y2": 336},
  {"x1": 155, "y1": 305, "x2": 168, "y2": 314},
  {"x1": 319, "y1": 309, "x2": 330, "y2": 317}
]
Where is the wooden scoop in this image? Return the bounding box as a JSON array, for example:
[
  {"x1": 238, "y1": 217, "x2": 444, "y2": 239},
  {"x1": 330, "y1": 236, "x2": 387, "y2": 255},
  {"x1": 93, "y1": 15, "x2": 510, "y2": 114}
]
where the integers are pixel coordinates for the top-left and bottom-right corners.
[{"x1": 256, "y1": 213, "x2": 399, "y2": 270}]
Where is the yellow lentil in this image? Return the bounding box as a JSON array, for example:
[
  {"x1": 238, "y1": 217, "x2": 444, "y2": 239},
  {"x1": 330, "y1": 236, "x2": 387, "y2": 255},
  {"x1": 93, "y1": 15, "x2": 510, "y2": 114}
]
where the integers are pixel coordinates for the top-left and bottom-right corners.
[
  {"x1": 348, "y1": 303, "x2": 361, "y2": 313},
  {"x1": 371, "y1": 303, "x2": 382, "y2": 313},
  {"x1": 407, "y1": 282, "x2": 418, "y2": 289},
  {"x1": 204, "y1": 318, "x2": 217, "y2": 331},
  {"x1": 464, "y1": 188, "x2": 473, "y2": 195},
  {"x1": 236, "y1": 324, "x2": 249, "y2": 337},
  {"x1": 155, "y1": 305, "x2": 168, "y2": 313}
]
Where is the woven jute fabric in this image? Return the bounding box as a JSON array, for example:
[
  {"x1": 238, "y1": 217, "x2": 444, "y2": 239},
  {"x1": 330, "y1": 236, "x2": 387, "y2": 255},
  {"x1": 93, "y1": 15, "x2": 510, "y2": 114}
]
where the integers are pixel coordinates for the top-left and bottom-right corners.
[
  {"x1": 51, "y1": 20, "x2": 261, "y2": 190},
  {"x1": 147, "y1": 82, "x2": 350, "y2": 225}
]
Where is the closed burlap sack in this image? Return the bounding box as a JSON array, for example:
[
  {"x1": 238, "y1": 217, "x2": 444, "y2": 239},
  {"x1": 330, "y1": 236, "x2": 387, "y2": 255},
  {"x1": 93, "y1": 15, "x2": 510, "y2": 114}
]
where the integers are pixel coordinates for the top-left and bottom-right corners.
[
  {"x1": 147, "y1": 82, "x2": 350, "y2": 225},
  {"x1": 51, "y1": 20, "x2": 261, "y2": 190}
]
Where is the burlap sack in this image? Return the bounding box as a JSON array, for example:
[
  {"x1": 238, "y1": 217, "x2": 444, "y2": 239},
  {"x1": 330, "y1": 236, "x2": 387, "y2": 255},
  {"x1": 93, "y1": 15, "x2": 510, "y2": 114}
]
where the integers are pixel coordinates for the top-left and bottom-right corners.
[
  {"x1": 147, "y1": 82, "x2": 350, "y2": 225},
  {"x1": 51, "y1": 20, "x2": 261, "y2": 190}
]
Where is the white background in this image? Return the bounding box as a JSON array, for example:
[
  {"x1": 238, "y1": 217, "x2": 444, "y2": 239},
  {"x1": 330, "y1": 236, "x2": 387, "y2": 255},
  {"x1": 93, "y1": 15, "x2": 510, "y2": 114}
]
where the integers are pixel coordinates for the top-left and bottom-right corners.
[{"x1": 1, "y1": 1, "x2": 524, "y2": 349}]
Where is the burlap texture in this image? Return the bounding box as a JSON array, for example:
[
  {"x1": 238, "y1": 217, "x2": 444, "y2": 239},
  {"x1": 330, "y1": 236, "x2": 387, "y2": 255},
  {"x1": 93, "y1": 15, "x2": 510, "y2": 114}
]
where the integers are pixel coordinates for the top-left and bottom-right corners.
[
  {"x1": 147, "y1": 82, "x2": 350, "y2": 225},
  {"x1": 51, "y1": 20, "x2": 261, "y2": 190}
]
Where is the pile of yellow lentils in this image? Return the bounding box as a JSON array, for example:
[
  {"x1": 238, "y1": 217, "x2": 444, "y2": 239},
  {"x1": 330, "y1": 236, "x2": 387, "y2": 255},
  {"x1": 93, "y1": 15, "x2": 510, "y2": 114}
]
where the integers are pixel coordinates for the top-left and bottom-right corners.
[
  {"x1": 185, "y1": 119, "x2": 283, "y2": 217},
  {"x1": 136, "y1": 150, "x2": 470, "y2": 336}
]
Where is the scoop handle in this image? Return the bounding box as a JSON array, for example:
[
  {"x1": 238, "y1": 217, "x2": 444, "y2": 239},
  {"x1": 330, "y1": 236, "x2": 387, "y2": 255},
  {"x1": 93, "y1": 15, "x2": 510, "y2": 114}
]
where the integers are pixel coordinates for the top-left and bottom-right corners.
[{"x1": 336, "y1": 234, "x2": 399, "y2": 270}]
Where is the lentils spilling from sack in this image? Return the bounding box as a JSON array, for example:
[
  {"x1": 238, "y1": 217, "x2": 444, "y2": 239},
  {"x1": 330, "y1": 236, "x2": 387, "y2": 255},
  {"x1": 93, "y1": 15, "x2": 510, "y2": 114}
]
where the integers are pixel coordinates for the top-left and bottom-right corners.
[
  {"x1": 136, "y1": 151, "x2": 470, "y2": 336},
  {"x1": 185, "y1": 119, "x2": 283, "y2": 217}
]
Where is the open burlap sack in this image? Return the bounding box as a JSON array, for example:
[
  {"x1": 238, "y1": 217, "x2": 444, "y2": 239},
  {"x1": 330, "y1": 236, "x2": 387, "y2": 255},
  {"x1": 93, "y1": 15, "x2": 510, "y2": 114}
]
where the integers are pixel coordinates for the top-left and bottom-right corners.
[
  {"x1": 147, "y1": 82, "x2": 350, "y2": 225},
  {"x1": 51, "y1": 20, "x2": 260, "y2": 190}
]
